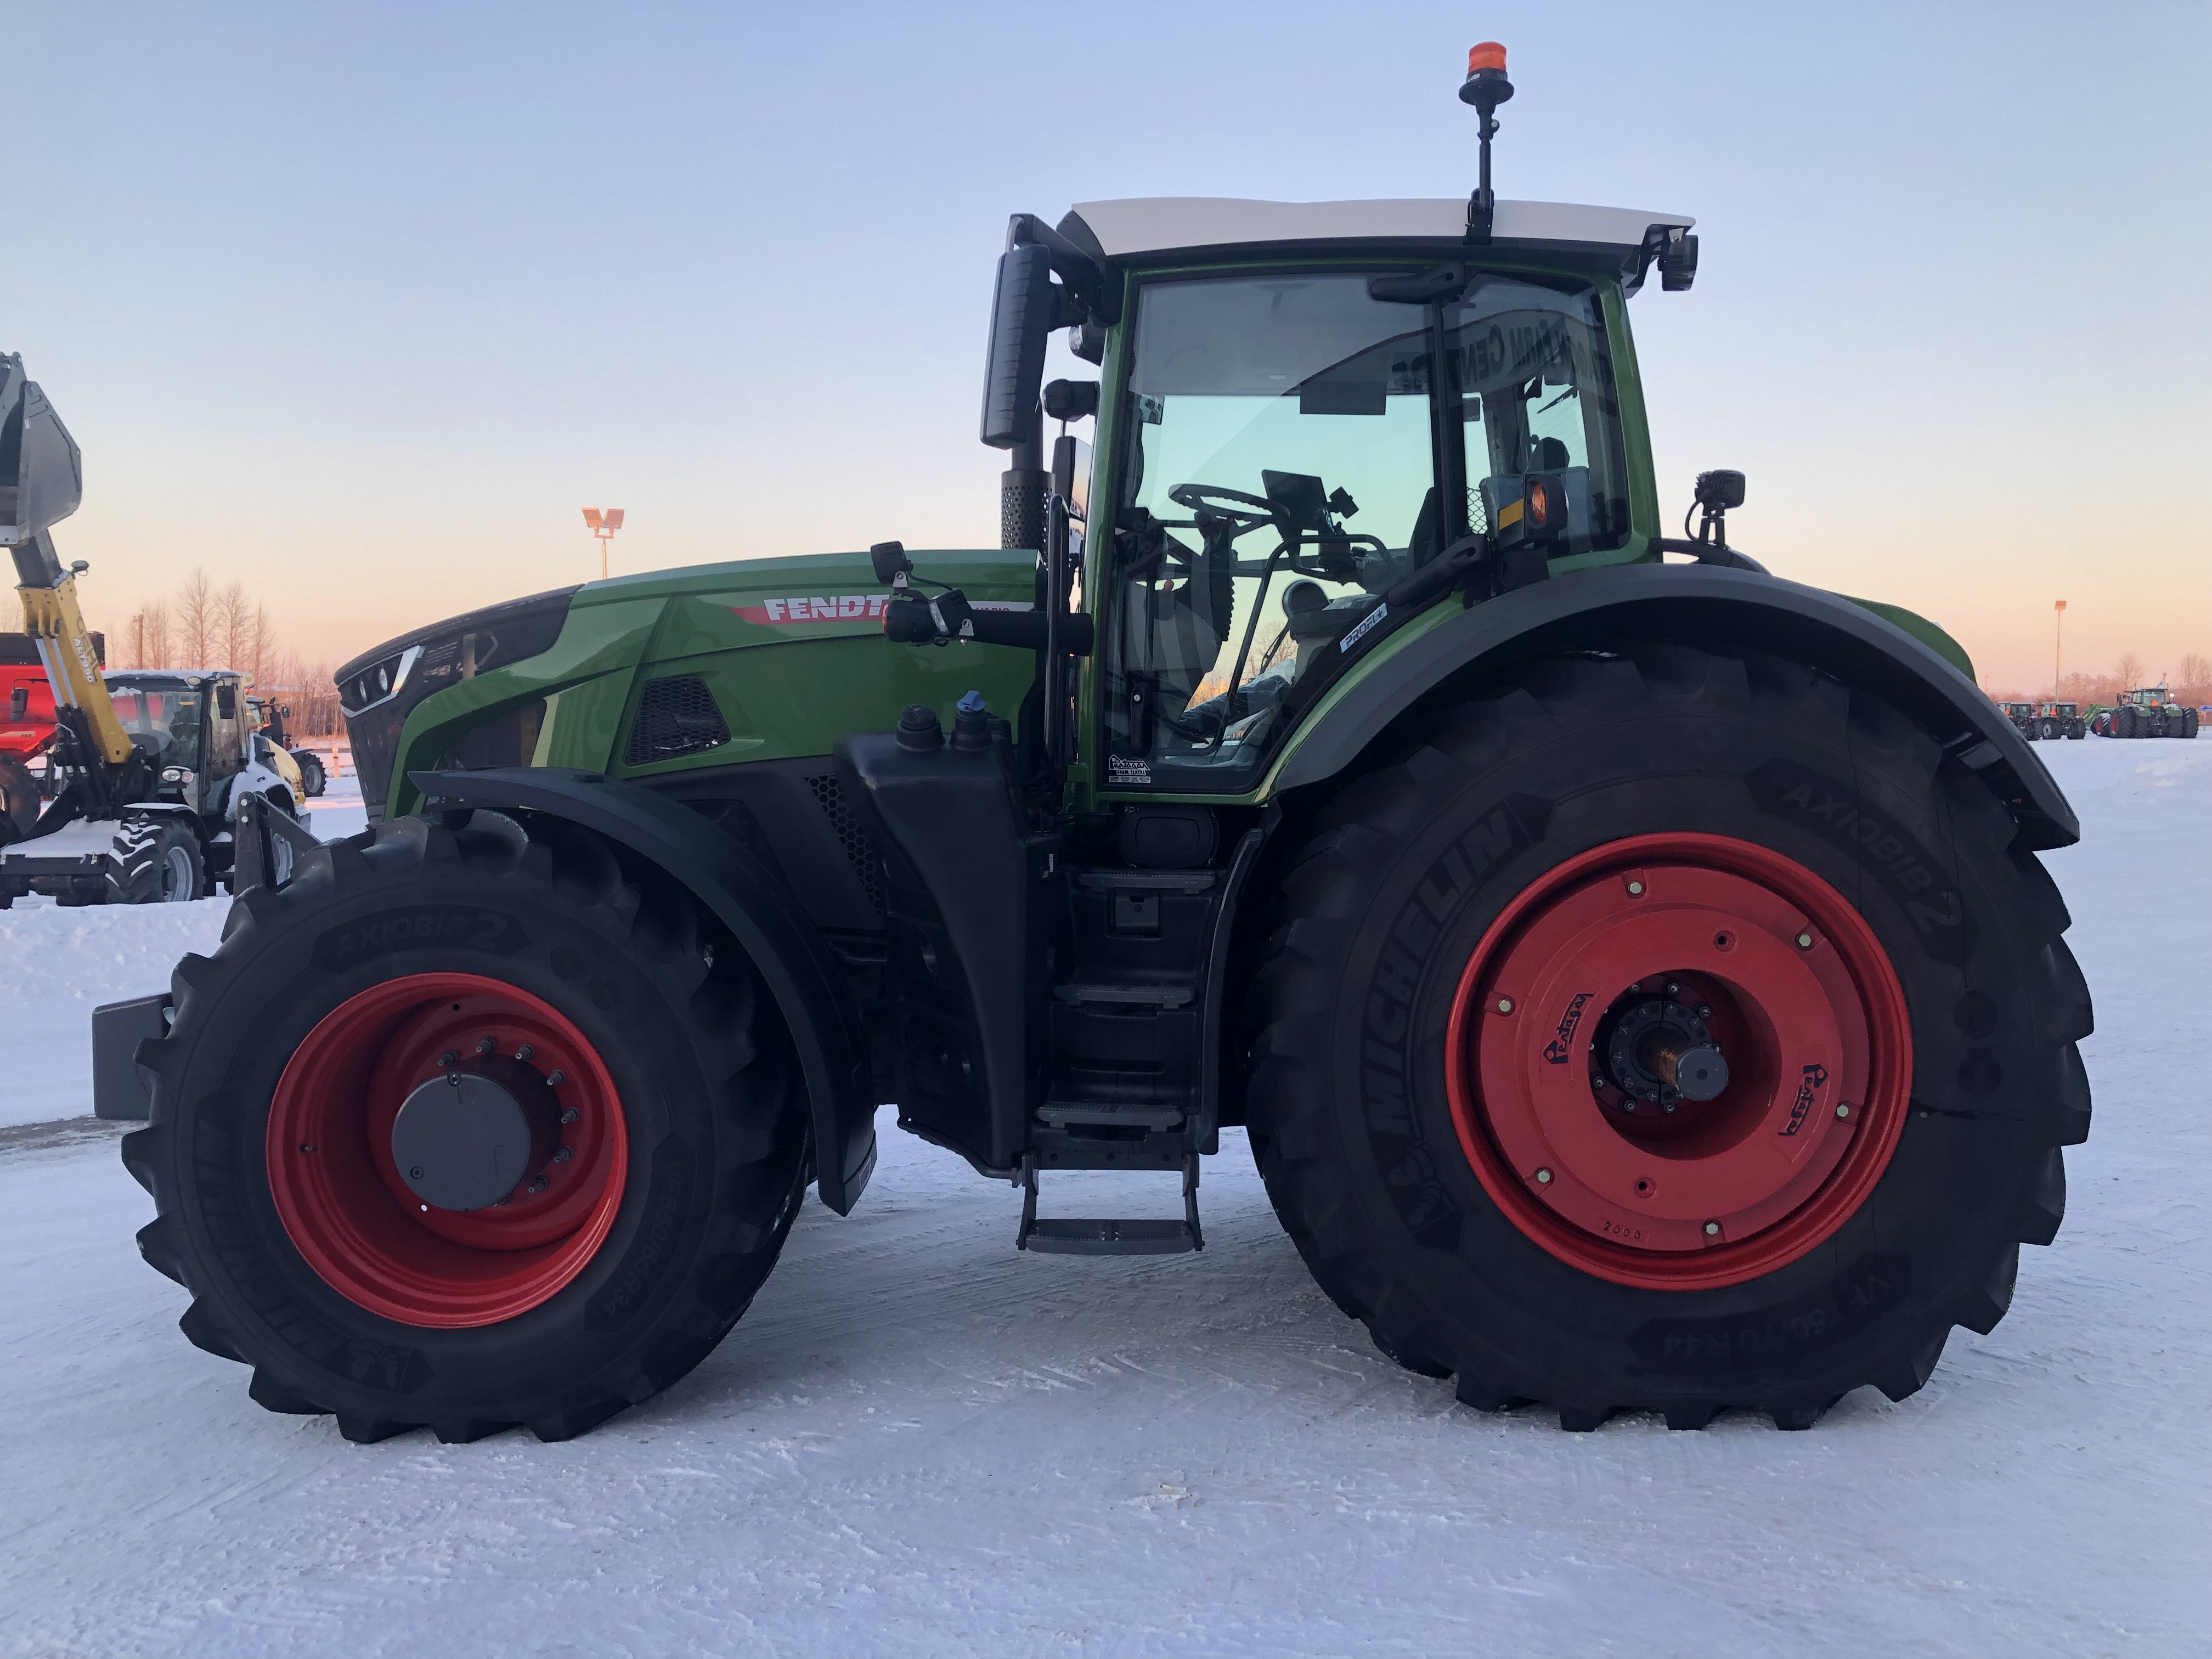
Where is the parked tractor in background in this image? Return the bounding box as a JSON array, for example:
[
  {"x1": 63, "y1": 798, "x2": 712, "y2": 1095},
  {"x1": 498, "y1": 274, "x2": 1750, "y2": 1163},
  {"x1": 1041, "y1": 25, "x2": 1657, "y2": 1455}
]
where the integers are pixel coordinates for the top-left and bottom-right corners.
[
  {"x1": 2001, "y1": 699, "x2": 2040, "y2": 738},
  {"x1": 91, "y1": 46, "x2": 2090, "y2": 1446},
  {"x1": 250, "y1": 695, "x2": 328, "y2": 797},
  {"x1": 0, "y1": 358, "x2": 303, "y2": 904},
  {"x1": 2035, "y1": 701, "x2": 2085, "y2": 740},
  {"x1": 2091, "y1": 684, "x2": 2198, "y2": 740}
]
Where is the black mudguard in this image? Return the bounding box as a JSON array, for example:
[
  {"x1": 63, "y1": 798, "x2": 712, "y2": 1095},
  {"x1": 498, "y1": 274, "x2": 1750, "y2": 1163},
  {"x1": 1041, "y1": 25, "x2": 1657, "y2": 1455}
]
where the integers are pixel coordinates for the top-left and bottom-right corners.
[
  {"x1": 411, "y1": 766, "x2": 878, "y2": 1213},
  {"x1": 1276, "y1": 564, "x2": 2079, "y2": 850}
]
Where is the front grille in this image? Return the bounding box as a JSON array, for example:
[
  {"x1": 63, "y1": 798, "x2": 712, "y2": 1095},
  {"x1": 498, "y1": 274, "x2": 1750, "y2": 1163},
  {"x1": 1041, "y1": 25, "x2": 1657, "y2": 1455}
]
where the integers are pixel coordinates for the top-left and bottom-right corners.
[
  {"x1": 624, "y1": 676, "x2": 731, "y2": 766},
  {"x1": 805, "y1": 771, "x2": 886, "y2": 914}
]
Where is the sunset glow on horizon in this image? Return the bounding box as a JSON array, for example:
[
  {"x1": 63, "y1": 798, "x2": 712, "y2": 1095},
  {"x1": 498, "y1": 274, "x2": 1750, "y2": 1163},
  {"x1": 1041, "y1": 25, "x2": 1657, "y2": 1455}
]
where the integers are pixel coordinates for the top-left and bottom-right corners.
[{"x1": 5, "y1": 3, "x2": 2203, "y2": 697}]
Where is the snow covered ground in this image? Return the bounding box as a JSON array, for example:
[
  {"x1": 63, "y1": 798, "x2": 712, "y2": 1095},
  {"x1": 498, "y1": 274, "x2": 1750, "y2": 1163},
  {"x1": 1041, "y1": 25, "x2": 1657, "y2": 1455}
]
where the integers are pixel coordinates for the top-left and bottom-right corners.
[
  {"x1": 0, "y1": 768, "x2": 368, "y2": 1127},
  {"x1": 1, "y1": 740, "x2": 2205, "y2": 1657}
]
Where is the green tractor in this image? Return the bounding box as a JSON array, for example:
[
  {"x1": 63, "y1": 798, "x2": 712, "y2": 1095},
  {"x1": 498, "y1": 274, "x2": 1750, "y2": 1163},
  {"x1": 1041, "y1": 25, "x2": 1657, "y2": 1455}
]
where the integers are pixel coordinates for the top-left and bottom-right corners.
[
  {"x1": 2093, "y1": 684, "x2": 2198, "y2": 740},
  {"x1": 92, "y1": 47, "x2": 2090, "y2": 1442}
]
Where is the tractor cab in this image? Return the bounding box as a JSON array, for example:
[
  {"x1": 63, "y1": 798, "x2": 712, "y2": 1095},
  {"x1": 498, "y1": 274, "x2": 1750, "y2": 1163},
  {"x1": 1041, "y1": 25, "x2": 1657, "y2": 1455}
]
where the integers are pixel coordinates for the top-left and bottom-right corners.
[
  {"x1": 1092, "y1": 247, "x2": 1635, "y2": 788},
  {"x1": 105, "y1": 672, "x2": 250, "y2": 815}
]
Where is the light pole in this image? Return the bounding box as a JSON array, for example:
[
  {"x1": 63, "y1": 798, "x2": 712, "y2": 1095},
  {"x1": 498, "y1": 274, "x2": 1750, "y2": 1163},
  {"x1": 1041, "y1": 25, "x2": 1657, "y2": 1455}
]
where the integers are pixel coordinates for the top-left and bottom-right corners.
[
  {"x1": 582, "y1": 507, "x2": 626, "y2": 579},
  {"x1": 2053, "y1": 599, "x2": 2067, "y2": 696}
]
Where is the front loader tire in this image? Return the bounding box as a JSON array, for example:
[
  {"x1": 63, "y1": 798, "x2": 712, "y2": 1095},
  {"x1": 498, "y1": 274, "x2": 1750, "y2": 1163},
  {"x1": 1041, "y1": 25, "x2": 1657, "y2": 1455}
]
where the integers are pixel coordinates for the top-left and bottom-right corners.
[
  {"x1": 123, "y1": 810, "x2": 809, "y2": 1442},
  {"x1": 1244, "y1": 644, "x2": 2091, "y2": 1430},
  {"x1": 116, "y1": 817, "x2": 204, "y2": 904}
]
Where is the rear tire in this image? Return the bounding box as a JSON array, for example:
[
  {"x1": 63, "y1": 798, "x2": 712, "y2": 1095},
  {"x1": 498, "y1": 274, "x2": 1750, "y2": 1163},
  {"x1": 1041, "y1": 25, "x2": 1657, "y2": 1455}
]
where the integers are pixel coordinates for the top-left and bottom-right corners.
[
  {"x1": 1244, "y1": 645, "x2": 2090, "y2": 1430},
  {"x1": 296, "y1": 752, "x2": 326, "y2": 797},
  {"x1": 123, "y1": 810, "x2": 810, "y2": 1442}
]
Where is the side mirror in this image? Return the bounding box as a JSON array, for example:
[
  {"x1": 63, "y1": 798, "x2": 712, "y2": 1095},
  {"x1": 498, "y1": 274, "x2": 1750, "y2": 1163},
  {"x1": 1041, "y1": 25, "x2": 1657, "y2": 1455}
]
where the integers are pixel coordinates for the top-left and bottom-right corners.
[
  {"x1": 0, "y1": 353, "x2": 84, "y2": 549},
  {"x1": 1051, "y1": 436, "x2": 1092, "y2": 522},
  {"x1": 979, "y1": 242, "x2": 1057, "y2": 450},
  {"x1": 216, "y1": 683, "x2": 238, "y2": 720}
]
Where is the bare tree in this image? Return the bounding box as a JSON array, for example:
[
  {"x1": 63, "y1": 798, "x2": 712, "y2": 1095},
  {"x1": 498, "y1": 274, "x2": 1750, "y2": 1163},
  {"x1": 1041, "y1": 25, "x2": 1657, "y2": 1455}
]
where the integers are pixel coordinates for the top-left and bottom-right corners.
[
  {"x1": 176, "y1": 570, "x2": 216, "y2": 667},
  {"x1": 2178, "y1": 651, "x2": 2210, "y2": 706},
  {"x1": 217, "y1": 580, "x2": 251, "y2": 672}
]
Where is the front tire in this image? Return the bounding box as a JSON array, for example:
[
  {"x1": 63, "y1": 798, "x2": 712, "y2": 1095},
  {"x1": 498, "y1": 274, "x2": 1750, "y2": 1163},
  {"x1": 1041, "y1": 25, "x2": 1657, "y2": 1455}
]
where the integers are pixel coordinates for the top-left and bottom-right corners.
[
  {"x1": 116, "y1": 817, "x2": 205, "y2": 903},
  {"x1": 1244, "y1": 645, "x2": 2090, "y2": 1430},
  {"x1": 123, "y1": 811, "x2": 809, "y2": 1442}
]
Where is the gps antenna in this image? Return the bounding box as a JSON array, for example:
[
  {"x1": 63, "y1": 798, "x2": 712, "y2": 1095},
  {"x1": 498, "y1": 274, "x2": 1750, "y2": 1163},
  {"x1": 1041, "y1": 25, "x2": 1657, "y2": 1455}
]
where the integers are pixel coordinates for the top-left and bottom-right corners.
[{"x1": 1460, "y1": 42, "x2": 1514, "y2": 245}]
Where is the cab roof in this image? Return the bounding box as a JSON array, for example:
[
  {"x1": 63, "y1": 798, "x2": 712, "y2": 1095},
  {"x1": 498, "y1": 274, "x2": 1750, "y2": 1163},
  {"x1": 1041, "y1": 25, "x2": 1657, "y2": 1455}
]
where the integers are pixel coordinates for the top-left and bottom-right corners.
[{"x1": 1061, "y1": 197, "x2": 1694, "y2": 267}]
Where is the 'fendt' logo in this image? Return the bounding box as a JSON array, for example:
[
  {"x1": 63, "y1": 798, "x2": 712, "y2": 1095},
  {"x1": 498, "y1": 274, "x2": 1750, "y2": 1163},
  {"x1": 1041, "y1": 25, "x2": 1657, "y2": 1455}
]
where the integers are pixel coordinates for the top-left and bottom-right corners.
[
  {"x1": 1781, "y1": 1063, "x2": 1829, "y2": 1136},
  {"x1": 1542, "y1": 992, "x2": 1594, "y2": 1064},
  {"x1": 732, "y1": 595, "x2": 893, "y2": 625}
]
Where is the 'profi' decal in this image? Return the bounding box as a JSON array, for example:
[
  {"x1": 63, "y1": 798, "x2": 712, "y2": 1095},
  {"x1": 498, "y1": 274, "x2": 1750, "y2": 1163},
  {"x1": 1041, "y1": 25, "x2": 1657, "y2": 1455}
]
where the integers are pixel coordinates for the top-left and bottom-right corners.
[{"x1": 733, "y1": 595, "x2": 893, "y2": 625}]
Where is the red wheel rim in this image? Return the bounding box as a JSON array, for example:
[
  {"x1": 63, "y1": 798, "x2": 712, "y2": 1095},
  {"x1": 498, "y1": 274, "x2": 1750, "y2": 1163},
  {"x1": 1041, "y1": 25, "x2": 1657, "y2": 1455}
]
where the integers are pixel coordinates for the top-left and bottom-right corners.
[
  {"x1": 266, "y1": 973, "x2": 629, "y2": 1328},
  {"x1": 1444, "y1": 833, "x2": 1910, "y2": 1290}
]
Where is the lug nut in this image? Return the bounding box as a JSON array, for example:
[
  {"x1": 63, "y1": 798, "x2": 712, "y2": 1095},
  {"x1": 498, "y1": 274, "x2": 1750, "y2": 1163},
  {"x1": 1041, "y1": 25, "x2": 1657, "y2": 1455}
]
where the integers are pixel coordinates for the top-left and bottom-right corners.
[
  {"x1": 1703, "y1": 1220, "x2": 1720, "y2": 1237},
  {"x1": 515, "y1": 1043, "x2": 535, "y2": 1062},
  {"x1": 1664, "y1": 980, "x2": 1680, "y2": 996},
  {"x1": 438, "y1": 1050, "x2": 458, "y2": 1067},
  {"x1": 561, "y1": 1107, "x2": 579, "y2": 1125},
  {"x1": 1535, "y1": 1167, "x2": 1554, "y2": 1184},
  {"x1": 1795, "y1": 932, "x2": 1814, "y2": 950},
  {"x1": 1627, "y1": 880, "x2": 1645, "y2": 896},
  {"x1": 1590, "y1": 1073, "x2": 1605, "y2": 1091},
  {"x1": 1496, "y1": 997, "x2": 1515, "y2": 1015},
  {"x1": 476, "y1": 1037, "x2": 496, "y2": 1054},
  {"x1": 547, "y1": 1070, "x2": 566, "y2": 1087},
  {"x1": 528, "y1": 1176, "x2": 548, "y2": 1194},
  {"x1": 552, "y1": 1146, "x2": 573, "y2": 1164},
  {"x1": 1695, "y1": 1003, "x2": 1712, "y2": 1019},
  {"x1": 1836, "y1": 1103, "x2": 1852, "y2": 1120},
  {"x1": 1660, "y1": 1099, "x2": 1677, "y2": 1114}
]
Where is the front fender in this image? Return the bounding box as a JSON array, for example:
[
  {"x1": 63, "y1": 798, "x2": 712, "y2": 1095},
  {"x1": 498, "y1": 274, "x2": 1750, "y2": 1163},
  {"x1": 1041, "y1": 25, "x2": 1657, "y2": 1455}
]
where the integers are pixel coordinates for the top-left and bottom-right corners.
[
  {"x1": 410, "y1": 766, "x2": 878, "y2": 1213},
  {"x1": 1269, "y1": 564, "x2": 2078, "y2": 851}
]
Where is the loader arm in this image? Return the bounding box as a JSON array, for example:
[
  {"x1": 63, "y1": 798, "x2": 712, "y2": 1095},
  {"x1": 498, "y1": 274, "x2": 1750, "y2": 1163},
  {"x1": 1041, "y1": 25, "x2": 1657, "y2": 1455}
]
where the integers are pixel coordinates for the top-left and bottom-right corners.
[
  {"x1": 12, "y1": 533, "x2": 133, "y2": 768},
  {"x1": 1, "y1": 354, "x2": 133, "y2": 776}
]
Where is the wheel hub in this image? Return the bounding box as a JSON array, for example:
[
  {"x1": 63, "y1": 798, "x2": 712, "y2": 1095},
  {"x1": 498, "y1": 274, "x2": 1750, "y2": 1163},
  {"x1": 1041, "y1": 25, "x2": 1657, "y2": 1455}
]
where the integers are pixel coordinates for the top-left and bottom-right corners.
[
  {"x1": 266, "y1": 973, "x2": 628, "y2": 1328},
  {"x1": 390, "y1": 1056, "x2": 561, "y2": 1213},
  {"x1": 1601, "y1": 990, "x2": 1728, "y2": 1109},
  {"x1": 1444, "y1": 833, "x2": 1911, "y2": 1291}
]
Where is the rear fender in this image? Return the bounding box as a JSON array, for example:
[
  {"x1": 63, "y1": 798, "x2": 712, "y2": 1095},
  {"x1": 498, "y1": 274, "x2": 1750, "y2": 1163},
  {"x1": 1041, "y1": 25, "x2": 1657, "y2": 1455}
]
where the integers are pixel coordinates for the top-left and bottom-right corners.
[
  {"x1": 410, "y1": 766, "x2": 878, "y2": 1213},
  {"x1": 1270, "y1": 565, "x2": 2079, "y2": 851}
]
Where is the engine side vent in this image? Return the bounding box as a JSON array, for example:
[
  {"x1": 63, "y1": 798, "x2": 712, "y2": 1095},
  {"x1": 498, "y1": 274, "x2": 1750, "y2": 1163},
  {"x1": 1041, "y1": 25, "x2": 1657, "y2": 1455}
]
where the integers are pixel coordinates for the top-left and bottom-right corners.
[
  {"x1": 625, "y1": 676, "x2": 731, "y2": 766},
  {"x1": 805, "y1": 771, "x2": 887, "y2": 915}
]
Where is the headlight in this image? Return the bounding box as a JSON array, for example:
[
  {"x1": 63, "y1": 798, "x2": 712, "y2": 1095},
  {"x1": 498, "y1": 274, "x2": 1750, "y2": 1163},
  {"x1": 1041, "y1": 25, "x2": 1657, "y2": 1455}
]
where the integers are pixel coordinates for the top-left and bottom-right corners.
[{"x1": 161, "y1": 766, "x2": 193, "y2": 785}]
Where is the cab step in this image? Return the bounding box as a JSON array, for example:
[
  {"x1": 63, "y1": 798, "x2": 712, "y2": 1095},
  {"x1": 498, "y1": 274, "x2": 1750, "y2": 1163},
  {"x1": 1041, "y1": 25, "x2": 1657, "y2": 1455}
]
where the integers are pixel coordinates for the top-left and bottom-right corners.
[{"x1": 1017, "y1": 1154, "x2": 1204, "y2": 1256}]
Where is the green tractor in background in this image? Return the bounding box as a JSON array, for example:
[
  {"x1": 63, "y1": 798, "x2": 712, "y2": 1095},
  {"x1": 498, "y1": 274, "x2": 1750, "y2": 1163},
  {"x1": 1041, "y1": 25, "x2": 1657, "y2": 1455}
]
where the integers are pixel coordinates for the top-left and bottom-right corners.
[
  {"x1": 2092, "y1": 684, "x2": 2199, "y2": 740},
  {"x1": 90, "y1": 46, "x2": 2090, "y2": 1443}
]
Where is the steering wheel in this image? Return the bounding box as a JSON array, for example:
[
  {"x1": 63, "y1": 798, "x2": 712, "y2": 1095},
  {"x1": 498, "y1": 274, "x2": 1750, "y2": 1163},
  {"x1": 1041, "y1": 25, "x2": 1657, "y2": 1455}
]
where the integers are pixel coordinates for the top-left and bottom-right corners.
[{"x1": 1167, "y1": 482, "x2": 1277, "y2": 532}]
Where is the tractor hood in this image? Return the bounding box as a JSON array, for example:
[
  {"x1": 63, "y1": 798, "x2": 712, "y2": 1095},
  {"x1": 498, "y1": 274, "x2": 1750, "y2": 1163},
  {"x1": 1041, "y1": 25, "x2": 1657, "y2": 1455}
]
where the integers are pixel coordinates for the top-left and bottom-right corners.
[{"x1": 345, "y1": 550, "x2": 1040, "y2": 822}]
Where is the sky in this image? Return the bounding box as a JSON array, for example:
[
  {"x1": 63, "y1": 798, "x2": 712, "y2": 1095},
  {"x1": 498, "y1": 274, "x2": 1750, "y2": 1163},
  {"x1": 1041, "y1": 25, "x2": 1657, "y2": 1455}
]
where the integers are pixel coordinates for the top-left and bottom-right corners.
[{"x1": 4, "y1": 1, "x2": 2206, "y2": 692}]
